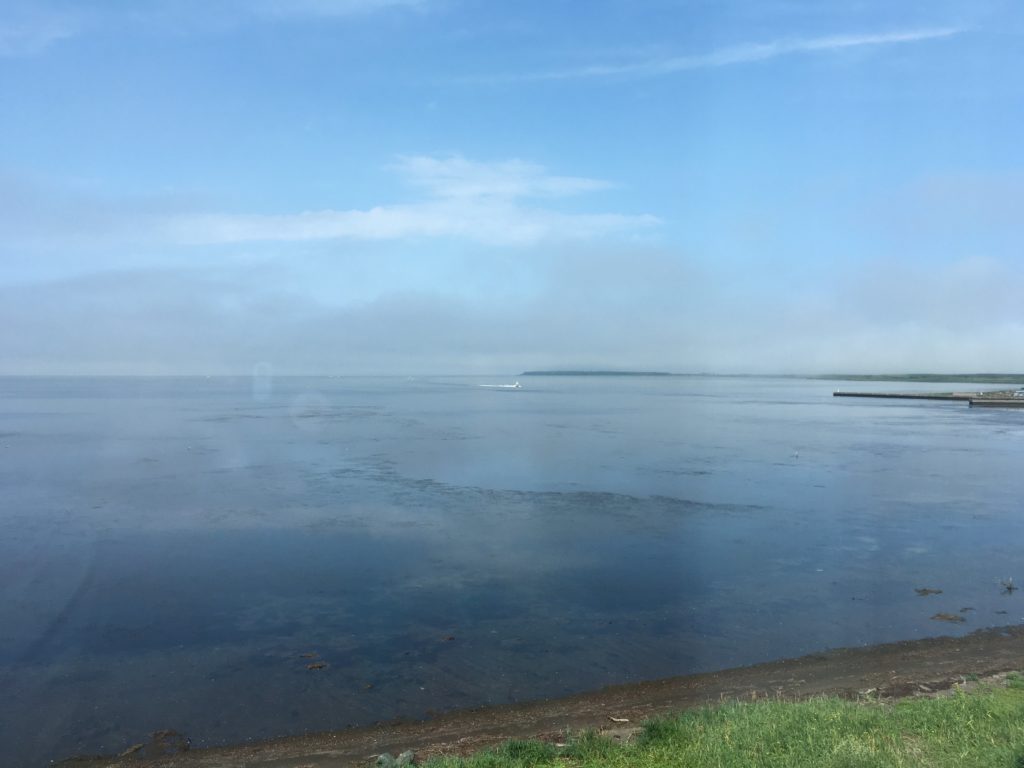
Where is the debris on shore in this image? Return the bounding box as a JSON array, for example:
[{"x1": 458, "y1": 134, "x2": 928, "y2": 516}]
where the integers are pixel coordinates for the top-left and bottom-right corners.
[{"x1": 376, "y1": 750, "x2": 416, "y2": 767}]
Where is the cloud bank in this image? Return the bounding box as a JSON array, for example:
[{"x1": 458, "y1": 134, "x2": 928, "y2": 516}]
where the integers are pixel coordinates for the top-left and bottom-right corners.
[{"x1": 3, "y1": 252, "x2": 1022, "y2": 376}]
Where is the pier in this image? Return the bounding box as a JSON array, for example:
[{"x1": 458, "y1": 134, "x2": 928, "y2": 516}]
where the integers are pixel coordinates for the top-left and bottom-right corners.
[
  {"x1": 832, "y1": 391, "x2": 973, "y2": 401},
  {"x1": 835, "y1": 390, "x2": 1024, "y2": 409}
]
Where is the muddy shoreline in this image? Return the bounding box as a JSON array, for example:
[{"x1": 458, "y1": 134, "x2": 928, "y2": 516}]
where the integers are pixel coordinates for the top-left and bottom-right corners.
[{"x1": 61, "y1": 624, "x2": 1024, "y2": 768}]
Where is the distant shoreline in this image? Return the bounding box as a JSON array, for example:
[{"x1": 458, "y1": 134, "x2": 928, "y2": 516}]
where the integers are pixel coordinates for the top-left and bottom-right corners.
[
  {"x1": 520, "y1": 370, "x2": 675, "y2": 376},
  {"x1": 520, "y1": 372, "x2": 1024, "y2": 383},
  {"x1": 814, "y1": 373, "x2": 1024, "y2": 384},
  {"x1": 4, "y1": 372, "x2": 1024, "y2": 383}
]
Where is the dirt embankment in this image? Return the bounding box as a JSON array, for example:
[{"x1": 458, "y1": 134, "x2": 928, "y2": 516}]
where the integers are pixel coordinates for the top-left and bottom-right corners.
[{"x1": 62, "y1": 625, "x2": 1024, "y2": 768}]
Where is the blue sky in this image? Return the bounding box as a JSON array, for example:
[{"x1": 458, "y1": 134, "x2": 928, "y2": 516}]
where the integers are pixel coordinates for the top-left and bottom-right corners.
[{"x1": 1, "y1": 0, "x2": 1022, "y2": 374}]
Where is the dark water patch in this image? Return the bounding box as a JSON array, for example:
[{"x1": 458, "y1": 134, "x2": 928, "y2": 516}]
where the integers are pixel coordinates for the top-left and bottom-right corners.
[
  {"x1": 195, "y1": 413, "x2": 267, "y2": 422},
  {"x1": 12, "y1": 529, "x2": 432, "y2": 662}
]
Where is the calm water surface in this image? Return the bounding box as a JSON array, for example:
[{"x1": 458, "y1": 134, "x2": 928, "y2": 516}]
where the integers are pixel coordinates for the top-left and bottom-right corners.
[{"x1": 2, "y1": 375, "x2": 1024, "y2": 765}]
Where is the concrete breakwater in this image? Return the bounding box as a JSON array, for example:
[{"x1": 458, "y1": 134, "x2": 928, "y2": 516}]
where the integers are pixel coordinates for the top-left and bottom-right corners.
[
  {"x1": 834, "y1": 390, "x2": 1024, "y2": 408},
  {"x1": 833, "y1": 391, "x2": 974, "y2": 401}
]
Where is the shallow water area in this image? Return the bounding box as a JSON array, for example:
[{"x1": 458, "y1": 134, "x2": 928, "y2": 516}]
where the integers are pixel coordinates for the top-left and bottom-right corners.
[{"x1": 2, "y1": 375, "x2": 1024, "y2": 766}]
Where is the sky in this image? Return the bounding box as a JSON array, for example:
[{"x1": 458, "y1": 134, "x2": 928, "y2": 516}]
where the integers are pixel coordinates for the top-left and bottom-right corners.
[{"x1": 1, "y1": 0, "x2": 1022, "y2": 375}]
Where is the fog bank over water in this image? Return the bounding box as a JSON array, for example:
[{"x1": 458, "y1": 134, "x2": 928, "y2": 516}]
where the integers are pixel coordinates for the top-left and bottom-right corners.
[{"x1": 1, "y1": 250, "x2": 1021, "y2": 375}]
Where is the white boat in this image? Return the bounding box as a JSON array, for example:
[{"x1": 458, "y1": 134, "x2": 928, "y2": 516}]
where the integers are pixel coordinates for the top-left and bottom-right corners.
[{"x1": 479, "y1": 381, "x2": 522, "y2": 389}]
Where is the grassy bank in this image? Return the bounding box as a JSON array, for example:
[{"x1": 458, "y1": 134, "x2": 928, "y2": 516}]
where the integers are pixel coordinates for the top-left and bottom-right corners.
[{"x1": 423, "y1": 676, "x2": 1024, "y2": 768}]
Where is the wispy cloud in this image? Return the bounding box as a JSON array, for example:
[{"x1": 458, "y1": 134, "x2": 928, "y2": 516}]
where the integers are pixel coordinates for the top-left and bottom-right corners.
[
  {"x1": 0, "y1": 0, "x2": 427, "y2": 55},
  {"x1": 252, "y1": 0, "x2": 427, "y2": 19},
  {"x1": 392, "y1": 155, "x2": 612, "y2": 199},
  {"x1": 490, "y1": 27, "x2": 963, "y2": 82},
  {"x1": 0, "y1": 5, "x2": 78, "y2": 57},
  {"x1": 166, "y1": 155, "x2": 658, "y2": 246},
  {"x1": 0, "y1": 157, "x2": 657, "y2": 252}
]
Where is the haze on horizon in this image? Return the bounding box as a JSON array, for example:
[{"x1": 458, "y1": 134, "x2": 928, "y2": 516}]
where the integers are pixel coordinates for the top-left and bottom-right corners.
[{"x1": 1, "y1": 0, "x2": 1022, "y2": 376}]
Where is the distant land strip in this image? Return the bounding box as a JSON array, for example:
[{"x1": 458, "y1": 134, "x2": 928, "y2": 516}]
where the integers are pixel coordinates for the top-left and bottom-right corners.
[
  {"x1": 521, "y1": 370, "x2": 674, "y2": 376},
  {"x1": 816, "y1": 374, "x2": 1024, "y2": 384}
]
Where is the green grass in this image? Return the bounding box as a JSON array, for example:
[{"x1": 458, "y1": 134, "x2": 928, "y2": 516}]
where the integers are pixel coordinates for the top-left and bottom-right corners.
[{"x1": 424, "y1": 682, "x2": 1024, "y2": 768}]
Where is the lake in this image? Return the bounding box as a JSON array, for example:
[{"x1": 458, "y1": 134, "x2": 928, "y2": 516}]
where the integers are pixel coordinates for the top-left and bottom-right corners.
[{"x1": 2, "y1": 375, "x2": 1023, "y2": 766}]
